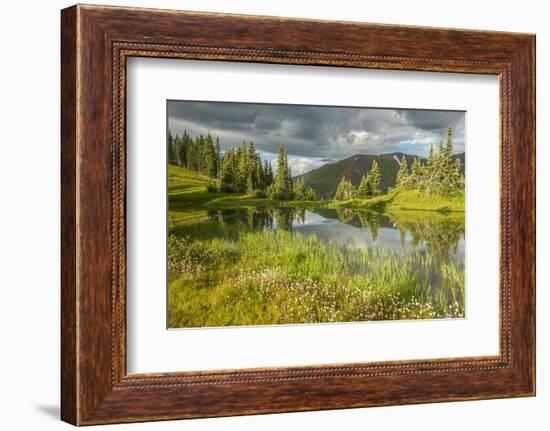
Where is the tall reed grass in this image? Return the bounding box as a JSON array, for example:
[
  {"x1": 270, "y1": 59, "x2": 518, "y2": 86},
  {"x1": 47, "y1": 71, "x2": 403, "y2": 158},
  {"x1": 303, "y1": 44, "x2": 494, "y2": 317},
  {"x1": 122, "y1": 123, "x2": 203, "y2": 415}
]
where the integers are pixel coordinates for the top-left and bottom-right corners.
[{"x1": 168, "y1": 228, "x2": 464, "y2": 328}]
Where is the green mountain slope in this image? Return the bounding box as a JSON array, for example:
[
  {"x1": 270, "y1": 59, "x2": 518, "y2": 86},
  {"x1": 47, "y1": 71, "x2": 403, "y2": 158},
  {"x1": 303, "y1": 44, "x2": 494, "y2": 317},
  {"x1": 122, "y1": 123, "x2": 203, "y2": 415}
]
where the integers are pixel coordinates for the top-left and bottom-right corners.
[{"x1": 296, "y1": 152, "x2": 465, "y2": 199}]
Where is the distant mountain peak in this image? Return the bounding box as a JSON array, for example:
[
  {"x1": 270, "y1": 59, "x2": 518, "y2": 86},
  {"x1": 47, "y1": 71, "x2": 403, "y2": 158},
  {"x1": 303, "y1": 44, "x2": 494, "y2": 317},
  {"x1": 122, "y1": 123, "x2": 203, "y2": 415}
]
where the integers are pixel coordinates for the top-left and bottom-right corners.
[{"x1": 296, "y1": 152, "x2": 464, "y2": 199}]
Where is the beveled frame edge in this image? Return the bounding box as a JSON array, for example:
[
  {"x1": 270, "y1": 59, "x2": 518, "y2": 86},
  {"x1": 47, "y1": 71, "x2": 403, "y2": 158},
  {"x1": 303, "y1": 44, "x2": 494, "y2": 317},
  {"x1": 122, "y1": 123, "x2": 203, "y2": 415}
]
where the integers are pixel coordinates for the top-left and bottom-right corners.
[{"x1": 61, "y1": 4, "x2": 535, "y2": 425}]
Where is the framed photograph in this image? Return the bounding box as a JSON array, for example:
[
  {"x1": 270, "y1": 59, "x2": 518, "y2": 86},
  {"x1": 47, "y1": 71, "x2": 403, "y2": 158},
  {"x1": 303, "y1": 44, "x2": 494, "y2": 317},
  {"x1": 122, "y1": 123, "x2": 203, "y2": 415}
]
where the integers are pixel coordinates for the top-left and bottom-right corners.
[{"x1": 61, "y1": 4, "x2": 535, "y2": 425}]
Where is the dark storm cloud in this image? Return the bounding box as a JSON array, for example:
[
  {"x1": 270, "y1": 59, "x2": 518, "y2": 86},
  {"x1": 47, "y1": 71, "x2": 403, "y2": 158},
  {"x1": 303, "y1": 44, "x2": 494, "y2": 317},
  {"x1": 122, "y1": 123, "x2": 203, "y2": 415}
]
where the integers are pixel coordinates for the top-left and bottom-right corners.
[
  {"x1": 168, "y1": 100, "x2": 465, "y2": 175},
  {"x1": 402, "y1": 110, "x2": 465, "y2": 131}
]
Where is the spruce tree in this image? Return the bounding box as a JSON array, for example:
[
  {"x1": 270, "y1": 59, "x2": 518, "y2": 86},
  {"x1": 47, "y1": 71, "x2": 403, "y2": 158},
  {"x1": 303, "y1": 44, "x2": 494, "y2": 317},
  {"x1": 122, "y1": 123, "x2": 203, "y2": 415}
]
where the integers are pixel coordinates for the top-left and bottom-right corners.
[
  {"x1": 246, "y1": 175, "x2": 254, "y2": 195},
  {"x1": 247, "y1": 142, "x2": 257, "y2": 188},
  {"x1": 368, "y1": 160, "x2": 381, "y2": 196},
  {"x1": 204, "y1": 133, "x2": 217, "y2": 178},
  {"x1": 411, "y1": 158, "x2": 423, "y2": 186},
  {"x1": 255, "y1": 159, "x2": 263, "y2": 190},
  {"x1": 306, "y1": 188, "x2": 317, "y2": 201},
  {"x1": 215, "y1": 137, "x2": 221, "y2": 178},
  {"x1": 335, "y1": 177, "x2": 355, "y2": 200},
  {"x1": 196, "y1": 135, "x2": 205, "y2": 173},
  {"x1": 396, "y1": 155, "x2": 410, "y2": 187},
  {"x1": 335, "y1": 177, "x2": 347, "y2": 200},
  {"x1": 272, "y1": 145, "x2": 292, "y2": 200},
  {"x1": 263, "y1": 160, "x2": 271, "y2": 188},
  {"x1": 167, "y1": 130, "x2": 176, "y2": 164},
  {"x1": 357, "y1": 174, "x2": 371, "y2": 198},
  {"x1": 444, "y1": 125, "x2": 454, "y2": 161},
  {"x1": 452, "y1": 158, "x2": 464, "y2": 190},
  {"x1": 426, "y1": 144, "x2": 435, "y2": 182},
  {"x1": 220, "y1": 149, "x2": 236, "y2": 191},
  {"x1": 177, "y1": 133, "x2": 187, "y2": 168},
  {"x1": 402, "y1": 126, "x2": 464, "y2": 197},
  {"x1": 294, "y1": 178, "x2": 306, "y2": 200},
  {"x1": 236, "y1": 143, "x2": 248, "y2": 192},
  {"x1": 268, "y1": 162, "x2": 274, "y2": 185}
]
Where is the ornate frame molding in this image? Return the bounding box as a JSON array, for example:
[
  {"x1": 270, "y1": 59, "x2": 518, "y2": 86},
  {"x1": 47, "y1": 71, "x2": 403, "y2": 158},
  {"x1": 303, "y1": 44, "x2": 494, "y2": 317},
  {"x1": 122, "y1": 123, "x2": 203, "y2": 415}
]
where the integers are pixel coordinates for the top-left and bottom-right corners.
[{"x1": 61, "y1": 5, "x2": 535, "y2": 425}]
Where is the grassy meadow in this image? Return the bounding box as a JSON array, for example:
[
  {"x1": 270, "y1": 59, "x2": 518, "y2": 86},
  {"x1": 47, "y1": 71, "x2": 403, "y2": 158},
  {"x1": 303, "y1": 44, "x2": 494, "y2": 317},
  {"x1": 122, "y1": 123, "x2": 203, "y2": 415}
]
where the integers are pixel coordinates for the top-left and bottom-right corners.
[{"x1": 167, "y1": 165, "x2": 465, "y2": 328}]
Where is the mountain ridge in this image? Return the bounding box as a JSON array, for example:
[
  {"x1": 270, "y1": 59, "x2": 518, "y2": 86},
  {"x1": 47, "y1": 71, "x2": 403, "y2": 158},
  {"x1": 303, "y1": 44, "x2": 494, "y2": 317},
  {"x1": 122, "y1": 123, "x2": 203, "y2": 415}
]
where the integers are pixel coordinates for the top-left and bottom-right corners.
[{"x1": 295, "y1": 152, "x2": 465, "y2": 199}]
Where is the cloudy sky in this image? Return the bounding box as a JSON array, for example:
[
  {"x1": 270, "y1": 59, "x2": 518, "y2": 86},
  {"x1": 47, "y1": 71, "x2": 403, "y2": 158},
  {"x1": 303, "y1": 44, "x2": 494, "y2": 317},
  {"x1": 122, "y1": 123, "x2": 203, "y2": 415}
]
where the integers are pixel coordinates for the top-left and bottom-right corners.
[{"x1": 168, "y1": 100, "x2": 465, "y2": 176}]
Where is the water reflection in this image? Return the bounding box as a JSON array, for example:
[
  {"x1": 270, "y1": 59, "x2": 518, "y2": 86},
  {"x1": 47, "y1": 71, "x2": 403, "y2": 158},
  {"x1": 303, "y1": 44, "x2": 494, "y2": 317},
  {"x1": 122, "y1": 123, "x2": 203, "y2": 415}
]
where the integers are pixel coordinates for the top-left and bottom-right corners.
[{"x1": 206, "y1": 207, "x2": 465, "y2": 265}]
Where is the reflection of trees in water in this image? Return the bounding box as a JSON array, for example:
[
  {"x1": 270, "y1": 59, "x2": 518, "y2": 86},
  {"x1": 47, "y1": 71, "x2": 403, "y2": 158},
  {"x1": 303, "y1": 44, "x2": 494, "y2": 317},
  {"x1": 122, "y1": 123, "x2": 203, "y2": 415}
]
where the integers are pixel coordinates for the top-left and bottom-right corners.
[
  {"x1": 391, "y1": 215, "x2": 465, "y2": 304},
  {"x1": 393, "y1": 217, "x2": 464, "y2": 262},
  {"x1": 335, "y1": 208, "x2": 355, "y2": 224},
  {"x1": 210, "y1": 207, "x2": 464, "y2": 263},
  {"x1": 269, "y1": 207, "x2": 293, "y2": 231},
  {"x1": 209, "y1": 208, "x2": 273, "y2": 231},
  {"x1": 357, "y1": 212, "x2": 381, "y2": 242},
  {"x1": 204, "y1": 206, "x2": 463, "y2": 309},
  {"x1": 335, "y1": 209, "x2": 382, "y2": 243},
  {"x1": 326, "y1": 208, "x2": 463, "y2": 261},
  {"x1": 296, "y1": 208, "x2": 306, "y2": 225},
  {"x1": 211, "y1": 207, "x2": 309, "y2": 233},
  {"x1": 270, "y1": 207, "x2": 306, "y2": 231}
]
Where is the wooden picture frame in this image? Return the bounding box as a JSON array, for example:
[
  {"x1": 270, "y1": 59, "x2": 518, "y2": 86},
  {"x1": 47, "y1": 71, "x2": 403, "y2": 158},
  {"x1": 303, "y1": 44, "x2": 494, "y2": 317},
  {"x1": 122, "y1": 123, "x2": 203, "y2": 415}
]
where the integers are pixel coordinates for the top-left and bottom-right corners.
[{"x1": 61, "y1": 4, "x2": 535, "y2": 425}]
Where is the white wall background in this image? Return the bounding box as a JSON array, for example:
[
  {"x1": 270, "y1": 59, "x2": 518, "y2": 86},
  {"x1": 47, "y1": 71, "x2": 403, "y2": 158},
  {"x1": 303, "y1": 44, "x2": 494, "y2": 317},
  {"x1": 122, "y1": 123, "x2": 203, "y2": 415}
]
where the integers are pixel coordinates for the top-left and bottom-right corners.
[{"x1": 0, "y1": 0, "x2": 546, "y2": 429}]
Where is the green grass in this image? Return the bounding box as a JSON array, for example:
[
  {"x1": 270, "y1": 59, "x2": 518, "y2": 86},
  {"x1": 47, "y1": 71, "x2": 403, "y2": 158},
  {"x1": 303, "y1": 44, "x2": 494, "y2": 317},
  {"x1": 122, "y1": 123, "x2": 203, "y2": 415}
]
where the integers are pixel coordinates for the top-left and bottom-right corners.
[
  {"x1": 204, "y1": 195, "x2": 327, "y2": 209},
  {"x1": 168, "y1": 165, "x2": 464, "y2": 216},
  {"x1": 168, "y1": 163, "x2": 212, "y2": 190},
  {"x1": 168, "y1": 164, "x2": 232, "y2": 224},
  {"x1": 166, "y1": 165, "x2": 465, "y2": 328},
  {"x1": 168, "y1": 230, "x2": 464, "y2": 328},
  {"x1": 168, "y1": 165, "x2": 327, "y2": 224},
  {"x1": 331, "y1": 187, "x2": 465, "y2": 213}
]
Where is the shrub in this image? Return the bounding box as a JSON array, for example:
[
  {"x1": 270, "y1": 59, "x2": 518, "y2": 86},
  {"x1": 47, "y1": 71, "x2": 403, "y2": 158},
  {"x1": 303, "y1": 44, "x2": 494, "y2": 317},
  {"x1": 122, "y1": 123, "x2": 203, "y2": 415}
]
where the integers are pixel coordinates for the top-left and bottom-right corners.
[
  {"x1": 219, "y1": 182, "x2": 234, "y2": 193},
  {"x1": 207, "y1": 181, "x2": 218, "y2": 193}
]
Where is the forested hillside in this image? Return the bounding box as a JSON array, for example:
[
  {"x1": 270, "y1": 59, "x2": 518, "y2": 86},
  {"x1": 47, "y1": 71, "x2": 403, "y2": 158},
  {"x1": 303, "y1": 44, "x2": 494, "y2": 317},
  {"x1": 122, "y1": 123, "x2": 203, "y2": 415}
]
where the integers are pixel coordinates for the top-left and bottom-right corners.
[{"x1": 296, "y1": 152, "x2": 465, "y2": 199}]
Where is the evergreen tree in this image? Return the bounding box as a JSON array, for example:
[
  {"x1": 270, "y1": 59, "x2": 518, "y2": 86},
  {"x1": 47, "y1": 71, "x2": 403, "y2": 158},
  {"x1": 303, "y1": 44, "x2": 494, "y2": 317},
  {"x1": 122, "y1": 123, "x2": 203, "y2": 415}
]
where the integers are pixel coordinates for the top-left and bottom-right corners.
[
  {"x1": 235, "y1": 143, "x2": 247, "y2": 192},
  {"x1": 255, "y1": 159, "x2": 263, "y2": 190},
  {"x1": 270, "y1": 145, "x2": 293, "y2": 200},
  {"x1": 177, "y1": 132, "x2": 188, "y2": 168},
  {"x1": 357, "y1": 174, "x2": 371, "y2": 198},
  {"x1": 335, "y1": 177, "x2": 355, "y2": 200},
  {"x1": 335, "y1": 177, "x2": 345, "y2": 200},
  {"x1": 368, "y1": 160, "x2": 381, "y2": 196},
  {"x1": 246, "y1": 175, "x2": 254, "y2": 195},
  {"x1": 403, "y1": 125, "x2": 464, "y2": 197},
  {"x1": 444, "y1": 125, "x2": 454, "y2": 160},
  {"x1": 396, "y1": 155, "x2": 410, "y2": 187},
  {"x1": 426, "y1": 145, "x2": 435, "y2": 176},
  {"x1": 410, "y1": 158, "x2": 423, "y2": 185},
  {"x1": 167, "y1": 130, "x2": 176, "y2": 164},
  {"x1": 215, "y1": 137, "x2": 221, "y2": 178},
  {"x1": 220, "y1": 149, "x2": 236, "y2": 191},
  {"x1": 452, "y1": 158, "x2": 464, "y2": 190},
  {"x1": 204, "y1": 133, "x2": 217, "y2": 178},
  {"x1": 294, "y1": 178, "x2": 306, "y2": 200},
  {"x1": 185, "y1": 132, "x2": 194, "y2": 170},
  {"x1": 263, "y1": 160, "x2": 271, "y2": 188},
  {"x1": 200, "y1": 135, "x2": 208, "y2": 173},
  {"x1": 305, "y1": 188, "x2": 317, "y2": 201},
  {"x1": 268, "y1": 162, "x2": 274, "y2": 186}
]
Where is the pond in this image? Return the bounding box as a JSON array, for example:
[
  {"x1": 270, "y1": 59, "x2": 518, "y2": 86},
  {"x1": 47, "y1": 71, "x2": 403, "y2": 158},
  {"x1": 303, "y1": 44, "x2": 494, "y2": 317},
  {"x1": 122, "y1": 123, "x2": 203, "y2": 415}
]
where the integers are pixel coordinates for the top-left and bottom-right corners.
[
  {"x1": 168, "y1": 205, "x2": 466, "y2": 327},
  {"x1": 200, "y1": 206, "x2": 465, "y2": 265}
]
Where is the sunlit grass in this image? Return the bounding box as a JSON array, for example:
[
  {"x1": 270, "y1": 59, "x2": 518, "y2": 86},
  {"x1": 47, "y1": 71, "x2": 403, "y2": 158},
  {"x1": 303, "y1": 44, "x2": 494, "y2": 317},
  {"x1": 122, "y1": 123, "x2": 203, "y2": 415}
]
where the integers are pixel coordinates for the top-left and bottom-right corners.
[
  {"x1": 168, "y1": 229, "x2": 465, "y2": 328},
  {"x1": 166, "y1": 165, "x2": 465, "y2": 328},
  {"x1": 333, "y1": 188, "x2": 465, "y2": 213}
]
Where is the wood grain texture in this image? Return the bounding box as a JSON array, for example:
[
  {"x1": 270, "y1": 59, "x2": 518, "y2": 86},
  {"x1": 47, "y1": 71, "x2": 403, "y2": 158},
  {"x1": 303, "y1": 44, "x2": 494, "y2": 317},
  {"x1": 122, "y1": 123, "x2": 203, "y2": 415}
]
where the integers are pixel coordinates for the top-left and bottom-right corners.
[
  {"x1": 60, "y1": 4, "x2": 536, "y2": 425},
  {"x1": 60, "y1": 5, "x2": 78, "y2": 425}
]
